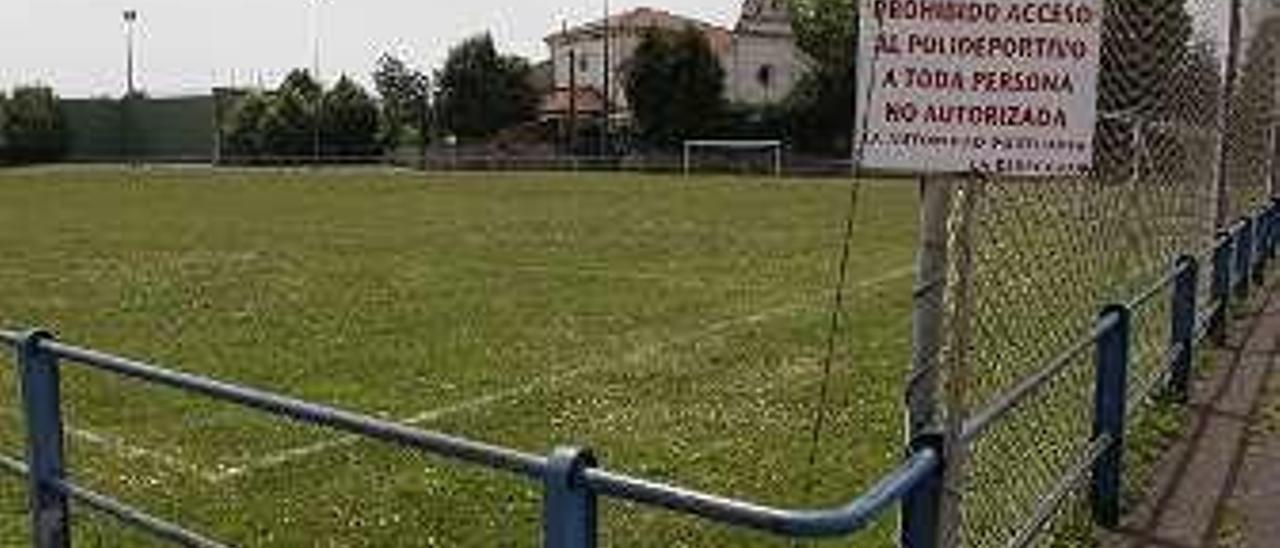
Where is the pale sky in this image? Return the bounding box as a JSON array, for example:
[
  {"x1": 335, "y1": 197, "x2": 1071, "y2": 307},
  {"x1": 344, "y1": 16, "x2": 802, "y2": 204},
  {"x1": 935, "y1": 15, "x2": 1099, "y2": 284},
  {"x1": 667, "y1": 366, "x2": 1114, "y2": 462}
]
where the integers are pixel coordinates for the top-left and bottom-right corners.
[{"x1": 1, "y1": 0, "x2": 742, "y2": 98}]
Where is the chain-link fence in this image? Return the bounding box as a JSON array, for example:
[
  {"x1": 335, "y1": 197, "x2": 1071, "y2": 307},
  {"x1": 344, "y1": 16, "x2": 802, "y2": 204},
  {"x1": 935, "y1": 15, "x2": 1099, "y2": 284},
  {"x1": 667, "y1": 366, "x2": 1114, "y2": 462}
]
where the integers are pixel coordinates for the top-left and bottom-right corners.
[{"x1": 936, "y1": 0, "x2": 1280, "y2": 546}]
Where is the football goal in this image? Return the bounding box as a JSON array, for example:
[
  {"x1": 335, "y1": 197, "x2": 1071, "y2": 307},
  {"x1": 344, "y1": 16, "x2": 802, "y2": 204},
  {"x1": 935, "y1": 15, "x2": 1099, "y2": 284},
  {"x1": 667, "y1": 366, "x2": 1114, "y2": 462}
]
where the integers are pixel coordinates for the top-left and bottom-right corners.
[{"x1": 683, "y1": 140, "x2": 784, "y2": 177}]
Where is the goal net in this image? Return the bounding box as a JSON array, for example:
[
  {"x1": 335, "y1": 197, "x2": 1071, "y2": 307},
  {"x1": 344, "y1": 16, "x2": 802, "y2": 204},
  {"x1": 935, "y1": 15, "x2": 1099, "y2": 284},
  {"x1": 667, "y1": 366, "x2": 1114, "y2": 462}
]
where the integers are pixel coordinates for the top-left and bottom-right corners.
[{"x1": 682, "y1": 140, "x2": 783, "y2": 177}]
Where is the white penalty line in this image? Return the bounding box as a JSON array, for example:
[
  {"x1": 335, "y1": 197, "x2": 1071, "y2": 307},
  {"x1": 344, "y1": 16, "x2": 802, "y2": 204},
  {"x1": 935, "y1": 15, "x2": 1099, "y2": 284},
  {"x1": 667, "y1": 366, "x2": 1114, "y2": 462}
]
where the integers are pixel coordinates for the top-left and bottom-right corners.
[
  {"x1": 0, "y1": 407, "x2": 220, "y2": 483},
  {"x1": 212, "y1": 264, "x2": 916, "y2": 482}
]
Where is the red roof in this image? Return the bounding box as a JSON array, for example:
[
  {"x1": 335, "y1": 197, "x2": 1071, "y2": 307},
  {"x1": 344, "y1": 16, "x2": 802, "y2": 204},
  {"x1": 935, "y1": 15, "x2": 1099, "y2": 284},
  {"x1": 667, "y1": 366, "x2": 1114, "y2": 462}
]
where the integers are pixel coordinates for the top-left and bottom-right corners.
[{"x1": 547, "y1": 7, "x2": 733, "y2": 55}]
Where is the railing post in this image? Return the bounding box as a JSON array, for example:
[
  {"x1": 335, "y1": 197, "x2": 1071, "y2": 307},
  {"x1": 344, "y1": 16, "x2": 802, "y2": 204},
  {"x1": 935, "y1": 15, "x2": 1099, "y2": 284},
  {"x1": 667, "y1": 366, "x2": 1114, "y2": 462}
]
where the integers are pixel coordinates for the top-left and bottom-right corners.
[
  {"x1": 1253, "y1": 209, "x2": 1268, "y2": 285},
  {"x1": 15, "y1": 330, "x2": 69, "y2": 548},
  {"x1": 543, "y1": 447, "x2": 597, "y2": 548},
  {"x1": 1211, "y1": 231, "x2": 1233, "y2": 346},
  {"x1": 1169, "y1": 256, "x2": 1198, "y2": 403},
  {"x1": 1235, "y1": 217, "x2": 1253, "y2": 299},
  {"x1": 901, "y1": 433, "x2": 945, "y2": 548},
  {"x1": 1092, "y1": 305, "x2": 1130, "y2": 529},
  {"x1": 1270, "y1": 199, "x2": 1280, "y2": 260}
]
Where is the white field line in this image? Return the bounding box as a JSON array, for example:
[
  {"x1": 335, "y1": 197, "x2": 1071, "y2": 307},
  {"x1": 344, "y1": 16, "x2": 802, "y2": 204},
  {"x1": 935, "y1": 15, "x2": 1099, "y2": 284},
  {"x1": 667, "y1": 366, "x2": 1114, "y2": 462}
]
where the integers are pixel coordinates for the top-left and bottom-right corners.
[
  {"x1": 213, "y1": 263, "x2": 915, "y2": 482},
  {"x1": 470, "y1": 261, "x2": 770, "y2": 292},
  {"x1": 0, "y1": 407, "x2": 220, "y2": 482},
  {"x1": 64, "y1": 425, "x2": 223, "y2": 483}
]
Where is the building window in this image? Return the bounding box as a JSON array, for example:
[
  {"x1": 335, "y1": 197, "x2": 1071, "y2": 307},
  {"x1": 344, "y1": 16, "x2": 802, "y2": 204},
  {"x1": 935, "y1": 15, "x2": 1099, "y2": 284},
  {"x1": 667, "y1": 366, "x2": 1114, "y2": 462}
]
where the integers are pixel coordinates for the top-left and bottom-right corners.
[
  {"x1": 757, "y1": 64, "x2": 773, "y2": 89},
  {"x1": 579, "y1": 55, "x2": 590, "y2": 74}
]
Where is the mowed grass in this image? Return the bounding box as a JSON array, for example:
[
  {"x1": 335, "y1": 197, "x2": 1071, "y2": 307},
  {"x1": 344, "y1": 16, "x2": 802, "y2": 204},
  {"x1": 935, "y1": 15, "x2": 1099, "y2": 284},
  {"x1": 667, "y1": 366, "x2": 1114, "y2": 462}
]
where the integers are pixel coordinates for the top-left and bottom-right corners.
[{"x1": 0, "y1": 167, "x2": 919, "y2": 546}]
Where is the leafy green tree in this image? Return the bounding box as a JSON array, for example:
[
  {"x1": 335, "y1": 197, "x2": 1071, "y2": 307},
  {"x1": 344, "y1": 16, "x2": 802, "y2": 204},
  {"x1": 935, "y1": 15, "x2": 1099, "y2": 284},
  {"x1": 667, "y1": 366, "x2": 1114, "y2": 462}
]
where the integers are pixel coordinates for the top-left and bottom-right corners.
[
  {"x1": 373, "y1": 54, "x2": 432, "y2": 149},
  {"x1": 789, "y1": 0, "x2": 854, "y2": 74},
  {"x1": 252, "y1": 69, "x2": 323, "y2": 159},
  {"x1": 784, "y1": 68, "x2": 852, "y2": 155},
  {"x1": 2, "y1": 86, "x2": 66, "y2": 163},
  {"x1": 624, "y1": 27, "x2": 725, "y2": 148},
  {"x1": 786, "y1": 0, "x2": 855, "y2": 154},
  {"x1": 322, "y1": 76, "x2": 381, "y2": 157},
  {"x1": 280, "y1": 69, "x2": 322, "y2": 103},
  {"x1": 224, "y1": 91, "x2": 271, "y2": 160},
  {"x1": 0, "y1": 91, "x2": 8, "y2": 163},
  {"x1": 434, "y1": 34, "x2": 539, "y2": 140},
  {"x1": 1093, "y1": 0, "x2": 1194, "y2": 179},
  {"x1": 261, "y1": 87, "x2": 316, "y2": 158},
  {"x1": 1224, "y1": 18, "x2": 1280, "y2": 194},
  {"x1": 1097, "y1": 0, "x2": 1192, "y2": 115}
]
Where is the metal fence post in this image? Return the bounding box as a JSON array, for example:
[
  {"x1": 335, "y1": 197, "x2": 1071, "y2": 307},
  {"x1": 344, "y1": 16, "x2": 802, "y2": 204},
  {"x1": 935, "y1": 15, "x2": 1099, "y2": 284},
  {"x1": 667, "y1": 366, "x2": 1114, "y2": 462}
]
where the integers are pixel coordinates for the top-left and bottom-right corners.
[
  {"x1": 1253, "y1": 209, "x2": 1268, "y2": 285},
  {"x1": 1268, "y1": 199, "x2": 1280, "y2": 262},
  {"x1": 1169, "y1": 256, "x2": 1198, "y2": 403},
  {"x1": 543, "y1": 447, "x2": 597, "y2": 548},
  {"x1": 1092, "y1": 305, "x2": 1130, "y2": 529},
  {"x1": 908, "y1": 177, "x2": 952, "y2": 442},
  {"x1": 1235, "y1": 217, "x2": 1253, "y2": 299},
  {"x1": 1211, "y1": 231, "x2": 1233, "y2": 346},
  {"x1": 1264, "y1": 206, "x2": 1274, "y2": 272},
  {"x1": 15, "y1": 330, "x2": 69, "y2": 548},
  {"x1": 901, "y1": 433, "x2": 945, "y2": 548}
]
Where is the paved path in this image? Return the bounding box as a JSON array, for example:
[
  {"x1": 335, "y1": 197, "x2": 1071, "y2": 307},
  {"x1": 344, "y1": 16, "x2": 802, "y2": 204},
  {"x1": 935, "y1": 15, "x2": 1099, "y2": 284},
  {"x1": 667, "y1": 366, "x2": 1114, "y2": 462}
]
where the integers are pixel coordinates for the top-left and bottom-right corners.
[{"x1": 1102, "y1": 287, "x2": 1280, "y2": 548}]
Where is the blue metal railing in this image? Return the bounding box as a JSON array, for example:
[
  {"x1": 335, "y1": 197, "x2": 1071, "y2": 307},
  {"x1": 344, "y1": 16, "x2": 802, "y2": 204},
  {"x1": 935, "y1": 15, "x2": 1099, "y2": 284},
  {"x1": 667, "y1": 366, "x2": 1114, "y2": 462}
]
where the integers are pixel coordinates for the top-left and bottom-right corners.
[
  {"x1": 0, "y1": 328, "x2": 943, "y2": 547},
  {"x1": 1, "y1": 197, "x2": 1278, "y2": 548},
  {"x1": 958, "y1": 198, "x2": 1280, "y2": 546}
]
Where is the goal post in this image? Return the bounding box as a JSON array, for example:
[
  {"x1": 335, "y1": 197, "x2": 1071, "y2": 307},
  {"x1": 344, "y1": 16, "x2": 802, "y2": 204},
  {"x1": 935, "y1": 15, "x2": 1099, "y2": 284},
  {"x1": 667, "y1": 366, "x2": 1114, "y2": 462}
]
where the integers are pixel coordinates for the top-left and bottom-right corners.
[{"x1": 683, "y1": 139, "x2": 784, "y2": 177}]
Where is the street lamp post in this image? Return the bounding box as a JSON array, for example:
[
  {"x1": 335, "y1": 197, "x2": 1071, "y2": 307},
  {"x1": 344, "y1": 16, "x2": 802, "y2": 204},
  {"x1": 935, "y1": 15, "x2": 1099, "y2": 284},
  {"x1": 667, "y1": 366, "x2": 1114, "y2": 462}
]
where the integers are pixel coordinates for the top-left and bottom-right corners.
[{"x1": 123, "y1": 9, "x2": 138, "y2": 165}]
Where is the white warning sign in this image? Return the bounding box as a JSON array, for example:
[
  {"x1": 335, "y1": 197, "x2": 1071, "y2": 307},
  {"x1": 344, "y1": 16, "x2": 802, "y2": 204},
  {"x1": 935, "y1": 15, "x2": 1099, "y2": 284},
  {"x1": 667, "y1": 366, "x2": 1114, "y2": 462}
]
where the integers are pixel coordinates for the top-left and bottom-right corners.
[{"x1": 854, "y1": 1, "x2": 1104, "y2": 176}]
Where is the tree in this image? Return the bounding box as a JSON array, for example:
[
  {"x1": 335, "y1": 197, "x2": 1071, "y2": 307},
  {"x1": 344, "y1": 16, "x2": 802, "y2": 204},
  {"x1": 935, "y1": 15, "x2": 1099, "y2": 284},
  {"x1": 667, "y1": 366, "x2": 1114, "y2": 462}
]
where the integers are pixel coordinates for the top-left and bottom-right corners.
[
  {"x1": 260, "y1": 87, "x2": 315, "y2": 159},
  {"x1": 373, "y1": 54, "x2": 432, "y2": 149},
  {"x1": 2, "y1": 86, "x2": 66, "y2": 163},
  {"x1": 0, "y1": 92, "x2": 7, "y2": 163},
  {"x1": 322, "y1": 76, "x2": 381, "y2": 157},
  {"x1": 280, "y1": 69, "x2": 322, "y2": 103},
  {"x1": 784, "y1": 68, "x2": 853, "y2": 155},
  {"x1": 624, "y1": 27, "x2": 726, "y2": 148},
  {"x1": 1092, "y1": 0, "x2": 1194, "y2": 179},
  {"x1": 434, "y1": 34, "x2": 539, "y2": 140},
  {"x1": 224, "y1": 91, "x2": 272, "y2": 160},
  {"x1": 789, "y1": 0, "x2": 855, "y2": 74},
  {"x1": 252, "y1": 69, "x2": 323, "y2": 159},
  {"x1": 1224, "y1": 17, "x2": 1280, "y2": 193},
  {"x1": 786, "y1": 0, "x2": 856, "y2": 154},
  {"x1": 1097, "y1": 0, "x2": 1192, "y2": 115},
  {"x1": 221, "y1": 70, "x2": 387, "y2": 162}
]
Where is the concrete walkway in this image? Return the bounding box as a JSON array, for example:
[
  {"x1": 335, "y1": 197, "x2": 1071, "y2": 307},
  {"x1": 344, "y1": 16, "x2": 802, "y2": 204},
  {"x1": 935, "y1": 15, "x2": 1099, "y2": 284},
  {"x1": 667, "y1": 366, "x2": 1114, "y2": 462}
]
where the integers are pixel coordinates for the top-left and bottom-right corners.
[{"x1": 1102, "y1": 287, "x2": 1280, "y2": 548}]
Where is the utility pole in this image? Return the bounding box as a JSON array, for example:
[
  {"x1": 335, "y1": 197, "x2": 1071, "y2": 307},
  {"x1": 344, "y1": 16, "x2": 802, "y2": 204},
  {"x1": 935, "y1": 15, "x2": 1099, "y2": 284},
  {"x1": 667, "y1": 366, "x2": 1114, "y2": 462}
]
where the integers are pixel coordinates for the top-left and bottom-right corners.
[
  {"x1": 601, "y1": 0, "x2": 611, "y2": 157},
  {"x1": 569, "y1": 42, "x2": 578, "y2": 155}
]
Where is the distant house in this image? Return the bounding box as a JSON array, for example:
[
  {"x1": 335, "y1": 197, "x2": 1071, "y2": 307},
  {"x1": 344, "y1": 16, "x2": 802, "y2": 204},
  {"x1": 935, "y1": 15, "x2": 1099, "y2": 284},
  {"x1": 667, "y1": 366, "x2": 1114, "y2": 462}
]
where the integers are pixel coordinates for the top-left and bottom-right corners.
[{"x1": 542, "y1": 0, "x2": 808, "y2": 123}]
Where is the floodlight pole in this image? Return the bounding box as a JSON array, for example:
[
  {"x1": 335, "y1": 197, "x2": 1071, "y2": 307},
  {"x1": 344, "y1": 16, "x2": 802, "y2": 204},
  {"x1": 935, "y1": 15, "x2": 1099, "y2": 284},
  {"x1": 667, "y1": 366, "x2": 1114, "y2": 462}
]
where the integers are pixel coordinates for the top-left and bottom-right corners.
[
  {"x1": 312, "y1": 0, "x2": 325, "y2": 165},
  {"x1": 123, "y1": 9, "x2": 138, "y2": 165},
  {"x1": 124, "y1": 10, "x2": 137, "y2": 97}
]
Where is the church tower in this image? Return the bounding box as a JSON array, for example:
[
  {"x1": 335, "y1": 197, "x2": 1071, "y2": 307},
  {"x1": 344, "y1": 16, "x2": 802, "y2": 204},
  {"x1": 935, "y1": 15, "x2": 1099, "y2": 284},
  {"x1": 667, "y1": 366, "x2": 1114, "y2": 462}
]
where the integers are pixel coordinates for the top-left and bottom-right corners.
[{"x1": 736, "y1": 0, "x2": 793, "y2": 36}]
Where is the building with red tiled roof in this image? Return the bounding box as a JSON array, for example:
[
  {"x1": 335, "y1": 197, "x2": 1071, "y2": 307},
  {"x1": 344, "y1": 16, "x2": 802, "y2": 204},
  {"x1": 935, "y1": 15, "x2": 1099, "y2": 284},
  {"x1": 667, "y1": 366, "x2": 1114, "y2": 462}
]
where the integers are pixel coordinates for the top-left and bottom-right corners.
[{"x1": 542, "y1": 1, "x2": 808, "y2": 123}]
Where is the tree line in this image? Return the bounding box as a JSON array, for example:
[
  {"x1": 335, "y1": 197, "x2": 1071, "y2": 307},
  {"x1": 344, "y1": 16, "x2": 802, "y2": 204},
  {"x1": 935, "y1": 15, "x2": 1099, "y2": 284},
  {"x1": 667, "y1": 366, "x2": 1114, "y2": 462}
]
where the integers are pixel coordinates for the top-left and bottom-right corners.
[
  {"x1": 224, "y1": 33, "x2": 538, "y2": 161},
  {"x1": 0, "y1": 86, "x2": 66, "y2": 164}
]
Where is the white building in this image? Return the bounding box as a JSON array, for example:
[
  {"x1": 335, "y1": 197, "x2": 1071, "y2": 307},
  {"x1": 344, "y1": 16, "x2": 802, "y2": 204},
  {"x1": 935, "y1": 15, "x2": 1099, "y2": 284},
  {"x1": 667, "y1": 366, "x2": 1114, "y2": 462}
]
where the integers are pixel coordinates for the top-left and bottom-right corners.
[{"x1": 542, "y1": 0, "x2": 808, "y2": 120}]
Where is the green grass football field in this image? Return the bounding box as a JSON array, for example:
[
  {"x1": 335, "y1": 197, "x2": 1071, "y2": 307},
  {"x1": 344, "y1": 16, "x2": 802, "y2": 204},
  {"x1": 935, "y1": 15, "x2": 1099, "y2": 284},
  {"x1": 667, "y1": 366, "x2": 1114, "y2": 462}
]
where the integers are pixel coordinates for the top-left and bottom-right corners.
[{"x1": 0, "y1": 167, "x2": 920, "y2": 546}]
